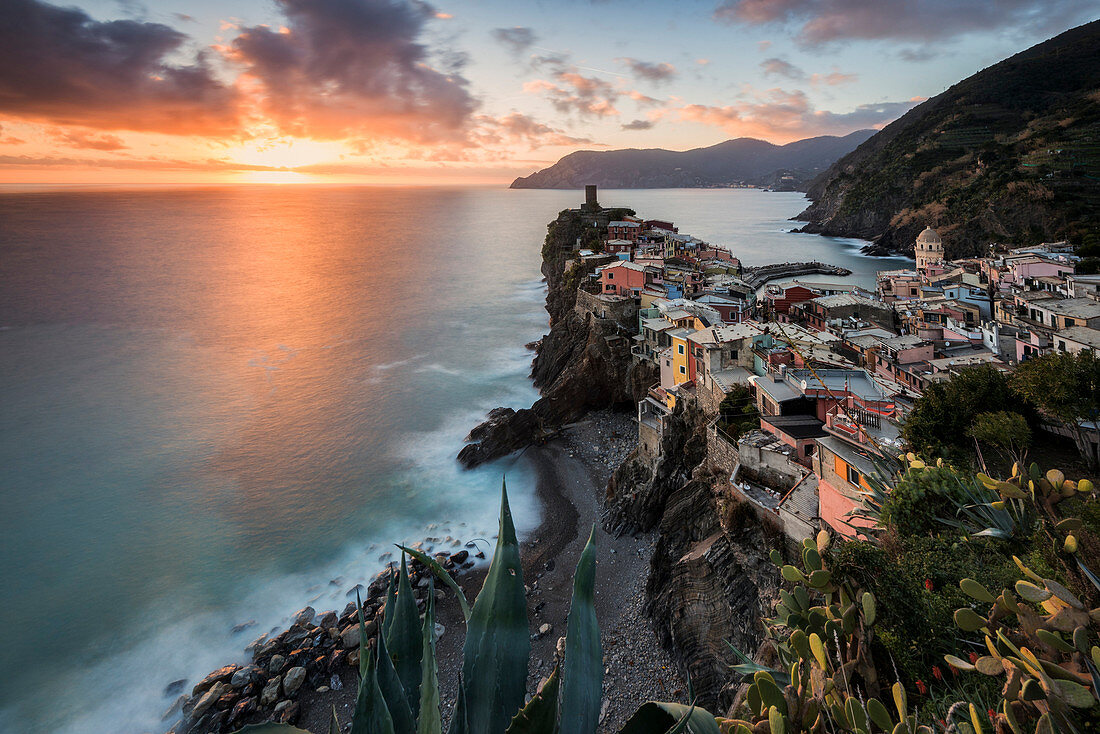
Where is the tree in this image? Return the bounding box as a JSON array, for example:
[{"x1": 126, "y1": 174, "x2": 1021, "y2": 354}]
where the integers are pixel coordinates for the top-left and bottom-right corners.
[
  {"x1": 1012, "y1": 350, "x2": 1100, "y2": 470},
  {"x1": 902, "y1": 365, "x2": 1031, "y2": 465},
  {"x1": 967, "y1": 410, "x2": 1031, "y2": 469}
]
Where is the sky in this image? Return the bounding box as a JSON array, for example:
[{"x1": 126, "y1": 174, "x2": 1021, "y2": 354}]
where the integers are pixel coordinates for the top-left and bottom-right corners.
[{"x1": 0, "y1": 0, "x2": 1095, "y2": 184}]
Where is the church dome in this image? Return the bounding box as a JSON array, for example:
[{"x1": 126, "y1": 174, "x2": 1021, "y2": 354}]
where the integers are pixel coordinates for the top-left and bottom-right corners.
[{"x1": 916, "y1": 227, "x2": 942, "y2": 246}]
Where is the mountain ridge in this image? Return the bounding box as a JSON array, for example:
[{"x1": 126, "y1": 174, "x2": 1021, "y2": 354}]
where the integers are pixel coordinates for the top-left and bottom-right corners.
[
  {"x1": 796, "y1": 19, "x2": 1100, "y2": 258},
  {"x1": 509, "y1": 130, "x2": 876, "y2": 191}
]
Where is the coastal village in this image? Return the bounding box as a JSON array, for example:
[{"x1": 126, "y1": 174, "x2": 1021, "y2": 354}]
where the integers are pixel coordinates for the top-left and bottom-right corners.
[{"x1": 562, "y1": 185, "x2": 1100, "y2": 543}]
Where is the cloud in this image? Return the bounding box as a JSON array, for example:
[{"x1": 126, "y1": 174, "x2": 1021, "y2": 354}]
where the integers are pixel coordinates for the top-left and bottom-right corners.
[
  {"x1": 229, "y1": 0, "x2": 478, "y2": 144},
  {"x1": 714, "y1": 0, "x2": 1096, "y2": 47},
  {"x1": 677, "y1": 87, "x2": 919, "y2": 141},
  {"x1": 0, "y1": 0, "x2": 239, "y2": 135},
  {"x1": 617, "y1": 57, "x2": 677, "y2": 83},
  {"x1": 491, "y1": 26, "x2": 536, "y2": 56},
  {"x1": 622, "y1": 119, "x2": 654, "y2": 130},
  {"x1": 761, "y1": 57, "x2": 805, "y2": 80},
  {"x1": 0, "y1": 154, "x2": 287, "y2": 171},
  {"x1": 898, "y1": 47, "x2": 937, "y2": 62},
  {"x1": 524, "y1": 72, "x2": 621, "y2": 117},
  {"x1": 54, "y1": 129, "x2": 129, "y2": 150},
  {"x1": 810, "y1": 71, "x2": 857, "y2": 86},
  {"x1": 473, "y1": 112, "x2": 592, "y2": 148}
]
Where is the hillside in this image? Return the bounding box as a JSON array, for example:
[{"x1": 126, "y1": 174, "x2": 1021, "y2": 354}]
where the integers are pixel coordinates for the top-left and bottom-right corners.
[
  {"x1": 509, "y1": 130, "x2": 875, "y2": 191},
  {"x1": 797, "y1": 20, "x2": 1100, "y2": 258}
]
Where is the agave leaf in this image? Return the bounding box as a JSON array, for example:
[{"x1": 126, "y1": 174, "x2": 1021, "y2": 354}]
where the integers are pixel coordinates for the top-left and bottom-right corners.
[
  {"x1": 353, "y1": 648, "x2": 398, "y2": 734},
  {"x1": 330, "y1": 706, "x2": 341, "y2": 734},
  {"x1": 377, "y1": 617, "x2": 416, "y2": 734},
  {"x1": 617, "y1": 702, "x2": 721, "y2": 734},
  {"x1": 505, "y1": 666, "x2": 560, "y2": 734},
  {"x1": 458, "y1": 479, "x2": 530, "y2": 734},
  {"x1": 398, "y1": 544, "x2": 472, "y2": 622},
  {"x1": 560, "y1": 526, "x2": 603, "y2": 734},
  {"x1": 386, "y1": 553, "x2": 423, "y2": 718},
  {"x1": 417, "y1": 578, "x2": 442, "y2": 734},
  {"x1": 382, "y1": 568, "x2": 398, "y2": 640},
  {"x1": 446, "y1": 675, "x2": 468, "y2": 734},
  {"x1": 725, "y1": 642, "x2": 790, "y2": 686}
]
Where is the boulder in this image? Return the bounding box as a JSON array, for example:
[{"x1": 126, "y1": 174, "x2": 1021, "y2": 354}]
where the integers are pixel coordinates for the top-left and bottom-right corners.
[
  {"x1": 267, "y1": 654, "x2": 286, "y2": 675},
  {"x1": 161, "y1": 695, "x2": 187, "y2": 722},
  {"x1": 260, "y1": 676, "x2": 281, "y2": 707},
  {"x1": 282, "y1": 666, "x2": 307, "y2": 697},
  {"x1": 191, "y1": 665, "x2": 239, "y2": 697},
  {"x1": 164, "y1": 679, "x2": 187, "y2": 697},
  {"x1": 274, "y1": 699, "x2": 299, "y2": 724},
  {"x1": 230, "y1": 665, "x2": 262, "y2": 688},
  {"x1": 292, "y1": 606, "x2": 316, "y2": 626},
  {"x1": 451, "y1": 550, "x2": 469, "y2": 564},
  {"x1": 228, "y1": 697, "x2": 255, "y2": 727},
  {"x1": 317, "y1": 611, "x2": 338, "y2": 629},
  {"x1": 191, "y1": 682, "x2": 228, "y2": 718},
  {"x1": 340, "y1": 620, "x2": 376, "y2": 649}
]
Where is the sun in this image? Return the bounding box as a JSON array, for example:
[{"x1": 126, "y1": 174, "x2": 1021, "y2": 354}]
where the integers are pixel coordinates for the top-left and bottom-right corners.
[{"x1": 226, "y1": 136, "x2": 349, "y2": 173}]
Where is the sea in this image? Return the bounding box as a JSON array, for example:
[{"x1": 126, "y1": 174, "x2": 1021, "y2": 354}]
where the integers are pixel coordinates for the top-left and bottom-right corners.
[{"x1": 0, "y1": 186, "x2": 910, "y2": 733}]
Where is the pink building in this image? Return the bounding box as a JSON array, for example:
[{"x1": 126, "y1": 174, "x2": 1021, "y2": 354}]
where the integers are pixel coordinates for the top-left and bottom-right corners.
[
  {"x1": 1008, "y1": 257, "x2": 1074, "y2": 286},
  {"x1": 599, "y1": 261, "x2": 648, "y2": 296}
]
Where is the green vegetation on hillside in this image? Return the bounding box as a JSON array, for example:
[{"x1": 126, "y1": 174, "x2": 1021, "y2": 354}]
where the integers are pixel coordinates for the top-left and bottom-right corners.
[{"x1": 801, "y1": 20, "x2": 1100, "y2": 257}]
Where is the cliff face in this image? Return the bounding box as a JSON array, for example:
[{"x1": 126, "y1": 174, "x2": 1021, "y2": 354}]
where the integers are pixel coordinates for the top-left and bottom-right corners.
[
  {"x1": 509, "y1": 131, "x2": 874, "y2": 191},
  {"x1": 797, "y1": 20, "x2": 1100, "y2": 258},
  {"x1": 604, "y1": 404, "x2": 782, "y2": 714},
  {"x1": 457, "y1": 209, "x2": 656, "y2": 467}
]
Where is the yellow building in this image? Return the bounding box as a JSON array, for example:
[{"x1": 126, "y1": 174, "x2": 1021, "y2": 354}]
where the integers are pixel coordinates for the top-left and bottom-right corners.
[{"x1": 669, "y1": 329, "x2": 691, "y2": 385}]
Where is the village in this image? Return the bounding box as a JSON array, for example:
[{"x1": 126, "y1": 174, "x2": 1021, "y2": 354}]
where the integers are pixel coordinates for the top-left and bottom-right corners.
[{"x1": 561, "y1": 186, "x2": 1100, "y2": 543}]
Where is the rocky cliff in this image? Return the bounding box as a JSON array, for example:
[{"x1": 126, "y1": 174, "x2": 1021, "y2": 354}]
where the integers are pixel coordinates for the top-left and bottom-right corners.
[
  {"x1": 604, "y1": 402, "x2": 783, "y2": 714},
  {"x1": 457, "y1": 208, "x2": 656, "y2": 467},
  {"x1": 796, "y1": 20, "x2": 1100, "y2": 258}
]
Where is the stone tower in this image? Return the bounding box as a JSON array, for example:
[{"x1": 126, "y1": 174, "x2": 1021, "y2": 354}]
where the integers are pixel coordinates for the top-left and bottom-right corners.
[
  {"x1": 584, "y1": 184, "x2": 598, "y2": 211},
  {"x1": 914, "y1": 227, "x2": 944, "y2": 273}
]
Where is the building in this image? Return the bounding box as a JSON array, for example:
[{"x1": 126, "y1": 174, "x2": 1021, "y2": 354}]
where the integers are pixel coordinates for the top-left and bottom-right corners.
[
  {"x1": 914, "y1": 227, "x2": 944, "y2": 273},
  {"x1": 796, "y1": 293, "x2": 895, "y2": 333},
  {"x1": 608, "y1": 220, "x2": 642, "y2": 243},
  {"x1": 599, "y1": 260, "x2": 648, "y2": 297},
  {"x1": 1054, "y1": 326, "x2": 1100, "y2": 355}
]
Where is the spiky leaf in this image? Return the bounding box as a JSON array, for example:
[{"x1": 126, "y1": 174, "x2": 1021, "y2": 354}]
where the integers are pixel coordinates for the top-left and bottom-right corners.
[
  {"x1": 377, "y1": 624, "x2": 416, "y2": 734},
  {"x1": 458, "y1": 480, "x2": 530, "y2": 734},
  {"x1": 386, "y1": 553, "x2": 423, "y2": 719},
  {"x1": 560, "y1": 526, "x2": 603, "y2": 734},
  {"x1": 353, "y1": 649, "x2": 397, "y2": 734},
  {"x1": 398, "y1": 544, "x2": 471, "y2": 621},
  {"x1": 418, "y1": 579, "x2": 442, "y2": 734},
  {"x1": 505, "y1": 667, "x2": 560, "y2": 734}
]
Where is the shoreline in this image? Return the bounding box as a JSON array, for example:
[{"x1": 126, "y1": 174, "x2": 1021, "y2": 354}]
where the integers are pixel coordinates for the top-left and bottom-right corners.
[{"x1": 176, "y1": 408, "x2": 681, "y2": 734}]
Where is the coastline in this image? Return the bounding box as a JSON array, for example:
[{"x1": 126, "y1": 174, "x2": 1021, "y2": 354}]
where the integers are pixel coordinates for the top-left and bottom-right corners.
[{"x1": 191, "y1": 408, "x2": 681, "y2": 734}]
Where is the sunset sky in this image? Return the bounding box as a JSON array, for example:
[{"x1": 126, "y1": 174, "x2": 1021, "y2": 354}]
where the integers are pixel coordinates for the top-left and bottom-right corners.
[{"x1": 0, "y1": 0, "x2": 1095, "y2": 184}]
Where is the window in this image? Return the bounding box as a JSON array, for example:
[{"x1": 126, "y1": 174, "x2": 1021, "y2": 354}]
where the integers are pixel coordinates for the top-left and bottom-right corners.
[
  {"x1": 677, "y1": 344, "x2": 685, "y2": 355},
  {"x1": 679, "y1": 365, "x2": 686, "y2": 375},
  {"x1": 606, "y1": 272, "x2": 614, "y2": 280},
  {"x1": 804, "y1": 444, "x2": 815, "y2": 457},
  {"x1": 846, "y1": 464, "x2": 862, "y2": 487}
]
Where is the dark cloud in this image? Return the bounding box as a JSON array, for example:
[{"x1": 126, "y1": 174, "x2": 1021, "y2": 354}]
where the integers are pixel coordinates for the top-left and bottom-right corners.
[
  {"x1": 0, "y1": 0, "x2": 239, "y2": 135},
  {"x1": 173, "y1": 13, "x2": 195, "y2": 22},
  {"x1": 760, "y1": 57, "x2": 805, "y2": 80},
  {"x1": 617, "y1": 58, "x2": 677, "y2": 83},
  {"x1": 491, "y1": 26, "x2": 537, "y2": 56},
  {"x1": 230, "y1": 0, "x2": 478, "y2": 143},
  {"x1": 622, "y1": 119, "x2": 654, "y2": 130},
  {"x1": 714, "y1": 0, "x2": 1096, "y2": 47},
  {"x1": 898, "y1": 47, "x2": 937, "y2": 62}
]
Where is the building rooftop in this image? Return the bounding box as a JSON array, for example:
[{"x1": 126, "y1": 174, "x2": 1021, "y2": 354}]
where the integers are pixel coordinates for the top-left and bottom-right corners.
[
  {"x1": 1058, "y1": 326, "x2": 1100, "y2": 349},
  {"x1": 788, "y1": 368, "x2": 887, "y2": 401},
  {"x1": 752, "y1": 374, "x2": 801, "y2": 403},
  {"x1": 881, "y1": 334, "x2": 930, "y2": 350},
  {"x1": 812, "y1": 293, "x2": 889, "y2": 310},
  {"x1": 602, "y1": 260, "x2": 647, "y2": 273},
  {"x1": 761, "y1": 414, "x2": 828, "y2": 439},
  {"x1": 1037, "y1": 298, "x2": 1100, "y2": 319},
  {"x1": 608, "y1": 220, "x2": 641, "y2": 227}
]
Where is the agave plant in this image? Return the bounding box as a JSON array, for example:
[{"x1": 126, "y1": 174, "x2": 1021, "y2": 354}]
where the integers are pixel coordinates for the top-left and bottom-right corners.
[{"x1": 232, "y1": 480, "x2": 717, "y2": 734}]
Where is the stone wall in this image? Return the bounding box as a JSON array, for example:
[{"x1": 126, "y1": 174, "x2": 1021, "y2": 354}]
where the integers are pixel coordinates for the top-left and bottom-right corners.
[
  {"x1": 706, "y1": 422, "x2": 740, "y2": 477},
  {"x1": 696, "y1": 378, "x2": 726, "y2": 417},
  {"x1": 574, "y1": 289, "x2": 638, "y2": 328},
  {"x1": 737, "y1": 440, "x2": 804, "y2": 490}
]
